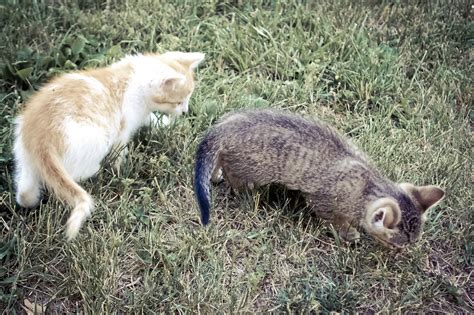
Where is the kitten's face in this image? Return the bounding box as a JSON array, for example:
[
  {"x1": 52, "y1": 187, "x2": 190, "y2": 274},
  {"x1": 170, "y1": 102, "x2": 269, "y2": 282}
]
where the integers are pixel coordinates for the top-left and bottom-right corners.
[
  {"x1": 146, "y1": 52, "x2": 204, "y2": 116},
  {"x1": 366, "y1": 184, "x2": 444, "y2": 250},
  {"x1": 150, "y1": 76, "x2": 194, "y2": 116},
  {"x1": 368, "y1": 195, "x2": 424, "y2": 250}
]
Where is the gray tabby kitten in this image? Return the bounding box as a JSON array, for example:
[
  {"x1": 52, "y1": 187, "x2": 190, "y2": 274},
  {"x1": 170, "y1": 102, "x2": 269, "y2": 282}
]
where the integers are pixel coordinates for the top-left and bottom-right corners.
[{"x1": 194, "y1": 109, "x2": 445, "y2": 249}]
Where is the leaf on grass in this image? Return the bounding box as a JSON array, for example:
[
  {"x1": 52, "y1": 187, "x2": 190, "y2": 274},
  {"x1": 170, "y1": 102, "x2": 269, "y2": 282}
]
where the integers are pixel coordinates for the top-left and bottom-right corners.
[
  {"x1": 83, "y1": 53, "x2": 106, "y2": 68},
  {"x1": 71, "y1": 36, "x2": 87, "y2": 55},
  {"x1": 16, "y1": 67, "x2": 33, "y2": 81},
  {"x1": 37, "y1": 56, "x2": 53, "y2": 69},
  {"x1": 62, "y1": 47, "x2": 72, "y2": 58},
  {"x1": 0, "y1": 275, "x2": 18, "y2": 284},
  {"x1": 202, "y1": 99, "x2": 219, "y2": 116},
  {"x1": 55, "y1": 51, "x2": 67, "y2": 67},
  {"x1": 0, "y1": 236, "x2": 16, "y2": 261},
  {"x1": 244, "y1": 95, "x2": 270, "y2": 108}
]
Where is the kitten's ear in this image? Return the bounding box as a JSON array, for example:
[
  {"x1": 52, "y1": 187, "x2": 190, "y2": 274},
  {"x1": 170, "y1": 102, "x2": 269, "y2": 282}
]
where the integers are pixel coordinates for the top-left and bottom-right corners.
[
  {"x1": 160, "y1": 72, "x2": 186, "y2": 88},
  {"x1": 399, "y1": 183, "x2": 445, "y2": 213},
  {"x1": 366, "y1": 198, "x2": 401, "y2": 231},
  {"x1": 163, "y1": 51, "x2": 205, "y2": 69}
]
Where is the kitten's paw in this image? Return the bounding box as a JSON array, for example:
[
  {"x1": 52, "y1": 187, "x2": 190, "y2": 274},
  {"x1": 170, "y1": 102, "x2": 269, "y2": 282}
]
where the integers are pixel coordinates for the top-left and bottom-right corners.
[
  {"x1": 340, "y1": 226, "x2": 360, "y2": 242},
  {"x1": 148, "y1": 113, "x2": 159, "y2": 126},
  {"x1": 211, "y1": 168, "x2": 223, "y2": 183},
  {"x1": 160, "y1": 115, "x2": 171, "y2": 126},
  {"x1": 148, "y1": 113, "x2": 171, "y2": 127},
  {"x1": 17, "y1": 190, "x2": 41, "y2": 208}
]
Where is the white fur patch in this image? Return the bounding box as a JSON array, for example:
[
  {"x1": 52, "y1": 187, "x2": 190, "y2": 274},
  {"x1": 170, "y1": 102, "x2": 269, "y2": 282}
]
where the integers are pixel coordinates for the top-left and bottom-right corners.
[
  {"x1": 62, "y1": 118, "x2": 113, "y2": 181},
  {"x1": 211, "y1": 168, "x2": 223, "y2": 183}
]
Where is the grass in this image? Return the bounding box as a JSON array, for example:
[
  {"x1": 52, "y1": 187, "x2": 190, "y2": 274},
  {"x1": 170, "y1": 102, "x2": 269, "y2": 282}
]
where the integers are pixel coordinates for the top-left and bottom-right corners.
[{"x1": 0, "y1": 0, "x2": 472, "y2": 313}]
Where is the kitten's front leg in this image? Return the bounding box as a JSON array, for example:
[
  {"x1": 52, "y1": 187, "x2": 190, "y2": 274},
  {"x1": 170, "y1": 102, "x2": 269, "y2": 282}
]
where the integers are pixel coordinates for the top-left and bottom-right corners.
[
  {"x1": 159, "y1": 114, "x2": 171, "y2": 126},
  {"x1": 307, "y1": 198, "x2": 360, "y2": 242},
  {"x1": 321, "y1": 217, "x2": 361, "y2": 242},
  {"x1": 336, "y1": 221, "x2": 361, "y2": 242},
  {"x1": 145, "y1": 113, "x2": 171, "y2": 127},
  {"x1": 324, "y1": 214, "x2": 360, "y2": 242}
]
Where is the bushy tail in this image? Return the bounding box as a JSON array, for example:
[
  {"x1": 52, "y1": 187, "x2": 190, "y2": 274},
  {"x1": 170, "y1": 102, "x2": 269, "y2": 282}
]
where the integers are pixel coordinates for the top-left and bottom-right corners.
[
  {"x1": 194, "y1": 133, "x2": 220, "y2": 225},
  {"x1": 36, "y1": 150, "x2": 93, "y2": 240}
]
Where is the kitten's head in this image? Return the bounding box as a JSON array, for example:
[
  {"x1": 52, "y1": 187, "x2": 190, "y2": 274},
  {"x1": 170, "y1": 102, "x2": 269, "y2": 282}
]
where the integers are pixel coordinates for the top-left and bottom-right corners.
[
  {"x1": 364, "y1": 184, "x2": 445, "y2": 249},
  {"x1": 144, "y1": 51, "x2": 205, "y2": 115}
]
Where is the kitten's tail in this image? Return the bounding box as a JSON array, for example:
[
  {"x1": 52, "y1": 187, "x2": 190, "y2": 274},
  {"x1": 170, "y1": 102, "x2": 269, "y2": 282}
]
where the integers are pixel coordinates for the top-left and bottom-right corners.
[
  {"x1": 37, "y1": 149, "x2": 93, "y2": 240},
  {"x1": 194, "y1": 132, "x2": 220, "y2": 225}
]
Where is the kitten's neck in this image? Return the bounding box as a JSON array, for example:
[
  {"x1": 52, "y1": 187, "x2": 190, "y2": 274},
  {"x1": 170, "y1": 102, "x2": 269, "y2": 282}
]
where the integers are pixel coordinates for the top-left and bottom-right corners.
[
  {"x1": 119, "y1": 58, "x2": 155, "y2": 127},
  {"x1": 83, "y1": 56, "x2": 152, "y2": 142},
  {"x1": 331, "y1": 158, "x2": 401, "y2": 219}
]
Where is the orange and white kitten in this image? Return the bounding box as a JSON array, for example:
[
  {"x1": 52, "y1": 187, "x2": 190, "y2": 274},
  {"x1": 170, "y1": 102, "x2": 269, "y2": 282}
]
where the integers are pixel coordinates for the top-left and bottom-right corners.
[{"x1": 13, "y1": 51, "x2": 205, "y2": 240}]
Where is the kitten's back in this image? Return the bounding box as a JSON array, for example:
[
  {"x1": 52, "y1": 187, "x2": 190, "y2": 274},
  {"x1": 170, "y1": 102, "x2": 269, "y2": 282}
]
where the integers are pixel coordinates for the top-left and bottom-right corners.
[{"x1": 212, "y1": 109, "x2": 370, "y2": 186}]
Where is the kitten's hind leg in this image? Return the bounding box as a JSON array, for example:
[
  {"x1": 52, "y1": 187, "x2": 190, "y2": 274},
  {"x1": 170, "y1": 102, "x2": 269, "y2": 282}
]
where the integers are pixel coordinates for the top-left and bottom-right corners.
[
  {"x1": 15, "y1": 158, "x2": 42, "y2": 208},
  {"x1": 223, "y1": 169, "x2": 253, "y2": 193},
  {"x1": 211, "y1": 159, "x2": 223, "y2": 183},
  {"x1": 211, "y1": 168, "x2": 223, "y2": 183}
]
